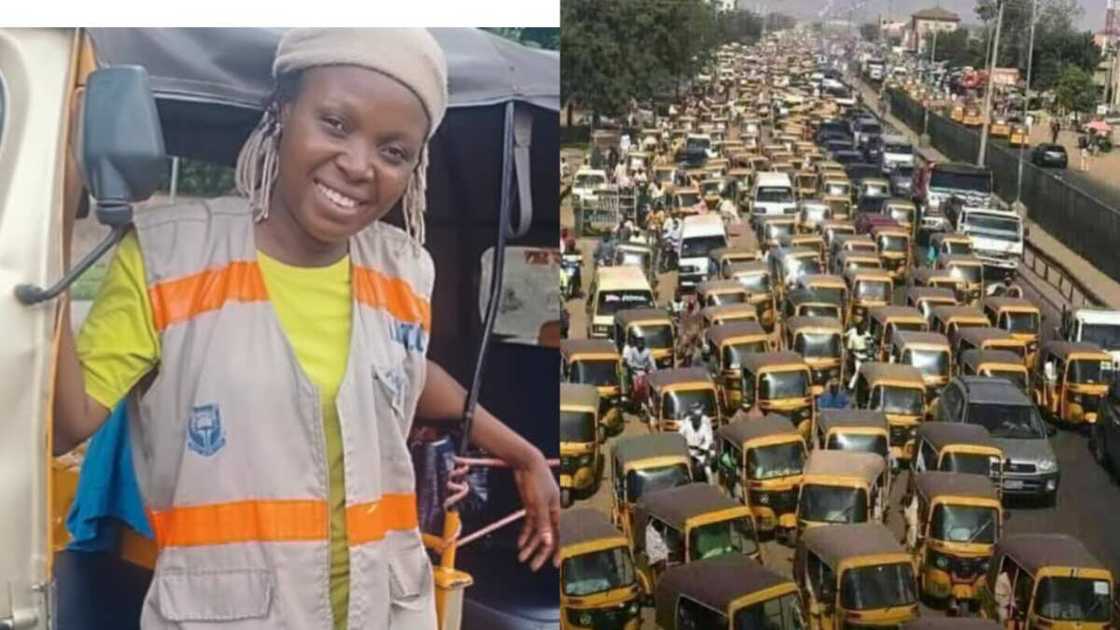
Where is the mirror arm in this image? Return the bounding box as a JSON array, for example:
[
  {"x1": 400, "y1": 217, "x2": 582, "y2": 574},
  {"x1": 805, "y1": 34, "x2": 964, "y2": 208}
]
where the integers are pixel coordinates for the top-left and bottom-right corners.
[{"x1": 15, "y1": 222, "x2": 129, "y2": 305}]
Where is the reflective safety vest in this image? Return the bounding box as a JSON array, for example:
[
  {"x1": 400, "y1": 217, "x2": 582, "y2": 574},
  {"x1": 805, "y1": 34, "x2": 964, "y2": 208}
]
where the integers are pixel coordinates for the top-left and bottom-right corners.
[{"x1": 127, "y1": 197, "x2": 436, "y2": 628}]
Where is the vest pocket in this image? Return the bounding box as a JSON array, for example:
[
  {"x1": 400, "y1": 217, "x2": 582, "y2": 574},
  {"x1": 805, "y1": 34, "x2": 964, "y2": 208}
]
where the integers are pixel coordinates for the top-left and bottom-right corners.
[
  {"x1": 388, "y1": 544, "x2": 434, "y2": 611},
  {"x1": 156, "y1": 569, "x2": 273, "y2": 622}
]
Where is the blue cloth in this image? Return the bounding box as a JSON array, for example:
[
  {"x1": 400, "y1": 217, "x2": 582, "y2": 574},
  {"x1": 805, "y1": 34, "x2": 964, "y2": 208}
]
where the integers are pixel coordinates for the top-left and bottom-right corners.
[
  {"x1": 817, "y1": 391, "x2": 850, "y2": 409},
  {"x1": 65, "y1": 401, "x2": 152, "y2": 551}
]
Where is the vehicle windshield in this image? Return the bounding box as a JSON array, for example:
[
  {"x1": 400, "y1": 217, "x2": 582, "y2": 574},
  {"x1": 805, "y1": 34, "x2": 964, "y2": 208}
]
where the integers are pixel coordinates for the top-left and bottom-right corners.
[
  {"x1": 1003, "y1": 312, "x2": 1040, "y2": 334},
  {"x1": 871, "y1": 385, "x2": 924, "y2": 415},
  {"x1": 737, "y1": 273, "x2": 771, "y2": 294},
  {"x1": 946, "y1": 241, "x2": 973, "y2": 255},
  {"x1": 856, "y1": 281, "x2": 890, "y2": 302},
  {"x1": 892, "y1": 321, "x2": 927, "y2": 334},
  {"x1": 888, "y1": 207, "x2": 913, "y2": 223},
  {"x1": 757, "y1": 186, "x2": 794, "y2": 203},
  {"x1": 798, "y1": 485, "x2": 867, "y2": 523},
  {"x1": 930, "y1": 504, "x2": 998, "y2": 544},
  {"x1": 725, "y1": 341, "x2": 770, "y2": 369},
  {"x1": 840, "y1": 563, "x2": 917, "y2": 611},
  {"x1": 859, "y1": 123, "x2": 883, "y2": 135},
  {"x1": 1069, "y1": 359, "x2": 1108, "y2": 384},
  {"x1": 664, "y1": 389, "x2": 719, "y2": 420},
  {"x1": 963, "y1": 214, "x2": 1020, "y2": 233},
  {"x1": 710, "y1": 291, "x2": 747, "y2": 306},
  {"x1": 942, "y1": 452, "x2": 998, "y2": 476},
  {"x1": 560, "y1": 410, "x2": 596, "y2": 443},
  {"x1": 930, "y1": 170, "x2": 991, "y2": 193},
  {"x1": 948, "y1": 264, "x2": 982, "y2": 284},
  {"x1": 879, "y1": 235, "x2": 908, "y2": 252},
  {"x1": 766, "y1": 223, "x2": 796, "y2": 240},
  {"x1": 884, "y1": 143, "x2": 912, "y2": 154},
  {"x1": 826, "y1": 183, "x2": 850, "y2": 196},
  {"x1": 1080, "y1": 323, "x2": 1120, "y2": 352},
  {"x1": 747, "y1": 441, "x2": 805, "y2": 480},
  {"x1": 734, "y1": 592, "x2": 807, "y2": 630},
  {"x1": 807, "y1": 286, "x2": 845, "y2": 304},
  {"x1": 679, "y1": 192, "x2": 701, "y2": 206},
  {"x1": 575, "y1": 174, "x2": 606, "y2": 189},
  {"x1": 598, "y1": 290, "x2": 654, "y2": 316},
  {"x1": 986, "y1": 369, "x2": 1029, "y2": 393},
  {"x1": 967, "y1": 402, "x2": 1046, "y2": 439},
  {"x1": 795, "y1": 332, "x2": 842, "y2": 358},
  {"x1": 625, "y1": 465, "x2": 690, "y2": 503},
  {"x1": 571, "y1": 359, "x2": 618, "y2": 387},
  {"x1": 803, "y1": 304, "x2": 842, "y2": 319},
  {"x1": 689, "y1": 516, "x2": 759, "y2": 561},
  {"x1": 682, "y1": 235, "x2": 728, "y2": 259},
  {"x1": 903, "y1": 349, "x2": 950, "y2": 379},
  {"x1": 562, "y1": 546, "x2": 636, "y2": 597},
  {"x1": 1035, "y1": 577, "x2": 1112, "y2": 622},
  {"x1": 629, "y1": 324, "x2": 673, "y2": 350},
  {"x1": 617, "y1": 251, "x2": 649, "y2": 267},
  {"x1": 761, "y1": 370, "x2": 809, "y2": 399},
  {"x1": 804, "y1": 206, "x2": 828, "y2": 221},
  {"x1": 827, "y1": 432, "x2": 889, "y2": 458},
  {"x1": 787, "y1": 256, "x2": 822, "y2": 276},
  {"x1": 688, "y1": 137, "x2": 712, "y2": 151}
]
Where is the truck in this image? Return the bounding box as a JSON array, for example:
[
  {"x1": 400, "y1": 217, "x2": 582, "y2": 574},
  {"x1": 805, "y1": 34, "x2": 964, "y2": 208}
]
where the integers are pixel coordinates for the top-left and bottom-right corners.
[
  {"x1": 750, "y1": 172, "x2": 798, "y2": 217},
  {"x1": 912, "y1": 162, "x2": 994, "y2": 236},
  {"x1": 866, "y1": 58, "x2": 885, "y2": 82},
  {"x1": 677, "y1": 214, "x2": 729, "y2": 292},
  {"x1": 943, "y1": 199, "x2": 1025, "y2": 277},
  {"x1": 1059, "y1": 308, "x2": 1120, "y2": 367}
]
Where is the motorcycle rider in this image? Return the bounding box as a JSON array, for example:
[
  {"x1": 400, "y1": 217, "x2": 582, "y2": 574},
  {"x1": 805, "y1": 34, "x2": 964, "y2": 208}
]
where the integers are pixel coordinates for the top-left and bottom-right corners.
[
  {"x1": 623, "y1": 336, "x2": 658, "y2": 406},
  {"x1": 679, "y1": 402, "x2": 715, "y2": 482},
  {"x1": 845, "y1": 324, "x2": 874, "y2": 390}
]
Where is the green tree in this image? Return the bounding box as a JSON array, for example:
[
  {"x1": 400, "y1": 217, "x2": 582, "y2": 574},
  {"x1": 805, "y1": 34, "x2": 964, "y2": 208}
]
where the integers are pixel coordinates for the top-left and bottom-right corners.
[
  {"x1": 859, "y1": 22, "x2": 880, "y2": 43},
  {"x1": 921, "y1": 28, "x2": 972, "y2": 67},
  {"x1": 1054, "y1": 64, "x2": 1098, "y2": 113},
  {"x1": 765, "y1": 13, "x2": 797, "y2": 32}
]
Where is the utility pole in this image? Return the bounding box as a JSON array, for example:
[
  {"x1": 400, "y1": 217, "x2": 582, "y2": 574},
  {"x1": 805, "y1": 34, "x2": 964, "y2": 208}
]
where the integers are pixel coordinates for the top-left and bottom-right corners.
[
  {"x1": 977, "y1": 0, "x2": 1005, "y2": 167},
  {"x1": 1014, "y1": 0, "x2": 1038, "y2": 209}
]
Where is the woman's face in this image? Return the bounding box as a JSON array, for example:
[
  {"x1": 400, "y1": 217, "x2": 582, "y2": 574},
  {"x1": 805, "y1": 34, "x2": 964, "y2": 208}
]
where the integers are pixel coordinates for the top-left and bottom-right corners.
[{"x1": 275, "y1": 65, "x2": 429, "y2": 245}]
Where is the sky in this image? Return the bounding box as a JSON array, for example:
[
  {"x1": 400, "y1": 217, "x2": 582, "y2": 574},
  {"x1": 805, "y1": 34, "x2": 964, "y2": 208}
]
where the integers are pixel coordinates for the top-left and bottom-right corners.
[{"x1": 738, "y1": 0, "x2": 1109, "y2": 31}]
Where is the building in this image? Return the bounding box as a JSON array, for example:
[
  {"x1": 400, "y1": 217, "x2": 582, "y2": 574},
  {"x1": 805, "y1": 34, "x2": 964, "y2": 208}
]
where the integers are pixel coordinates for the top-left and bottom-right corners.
[{"x1": 908, "y1": 6, "x2": 960, "y2": 53}]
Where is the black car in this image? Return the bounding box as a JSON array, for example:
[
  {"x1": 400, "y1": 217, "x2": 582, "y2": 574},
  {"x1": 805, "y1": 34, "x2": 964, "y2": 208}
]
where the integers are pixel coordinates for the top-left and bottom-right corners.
[
  {"x1": 1031, "y1": 143, "x2": 1068, "y2": 168},
  {"x1": 831, "y1": 149, "x2": 864, "y2": 166},
  {"x1": 887, "y1": 165, "x2": 915, "y2": 197},
  {"x1": 862, "y1": 134, "x2": 885, "y2": 163}
]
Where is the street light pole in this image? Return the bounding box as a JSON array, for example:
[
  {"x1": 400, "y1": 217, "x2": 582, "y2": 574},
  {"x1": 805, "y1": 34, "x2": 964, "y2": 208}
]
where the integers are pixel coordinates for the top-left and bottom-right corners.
[
  {"x1": 977, "y1": 0, "x2": 1005, "y2": 166},
  {"x1": 1015, "y1": 0, "x2": 1038, "y2": 207}
]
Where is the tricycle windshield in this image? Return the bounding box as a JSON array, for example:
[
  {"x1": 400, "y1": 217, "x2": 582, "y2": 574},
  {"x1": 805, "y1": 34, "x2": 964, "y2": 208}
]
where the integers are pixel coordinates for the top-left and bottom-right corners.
[
  {"x1": 941, "y1": 452, "x2": 997, "y2": 477},
  {"x1": 736, "y1": 273, "x2": 771, "y2": 294},
  {"x1": 930, "y1": 503, "x2": 997, "y2": 544},
  {"x1": 1002, "y1": 311, "x2": 1039, "y2": 335},
  {"x1": 949, "y1": 264, "x2": 981, "y2": 284},
  {"x1": 598, "y1": 290, "x2": 655, "y2": 316},
  {"x1": 724, "y1": 341, "x2": 769, "y2": 369},
  {"x1": 840, "y1": 563, "x2": 917, "y2": 611},
  {"x1": 572, "y1": 359, "x2": 618, "y2": 387},
  {"x1": 689, "y1": 516, "x2": 758, "y2": 561},
  {"x1": 856, "y1": 280, "x2": 890, "y2": 302},
  {"x1": 903, "y1": 349, "x2": 949, "y2": 379},
  {"x1": 560, "y1": 410, "x2": 596, "y2": 443},
  {"x1": 710, "y1": 291, "x2": 747, "y2": 306},
  {"x1": 1035, "y1": 577, "x2": 1112, "y2": 622},
  {"x1": 629, "y1": 324, "x2": 673, "y2": 350},
  {"x1": 1069, "y1": 358, "x2": 1108, "y2": 384},
  {"x1": 827, "y1": 433, "x2": 888, "y2": 459},
  {"x1": 626, "y1": 465, "x2": 690, "y2": 503},
  {"x1": 747, "y1": 442, "x2": 804, "y2": 480},
  {"x1": 735, "y1": 592, "x2": 806, "y2": 630},
  {"x1": 871, "y1": 385, "x2": 923, "y2": 416},
  {"x1": 794, "y1": 332, "x2": 841, "y2": 359},
  {"x1": 664, "y1": 389, "x2": 719, "y2": 420},
  {"x1": 878, "y1": 235, "x2": 908, "y2": 252},
  {"x1": 761, "y1": 370, "x2": 809, "y2": 399},
  {"x1": 798, "y1": 485, "x2": 867, "y2": 524},
  {"x1": 562, "y1": 546, "x2": 636, "y2": 597}
]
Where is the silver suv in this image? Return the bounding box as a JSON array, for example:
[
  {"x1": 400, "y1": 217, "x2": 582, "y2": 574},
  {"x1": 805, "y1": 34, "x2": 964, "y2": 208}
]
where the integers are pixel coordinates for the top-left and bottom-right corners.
[{"x1": 935, "y1": 376, "x2": 1060, "y2": 505}]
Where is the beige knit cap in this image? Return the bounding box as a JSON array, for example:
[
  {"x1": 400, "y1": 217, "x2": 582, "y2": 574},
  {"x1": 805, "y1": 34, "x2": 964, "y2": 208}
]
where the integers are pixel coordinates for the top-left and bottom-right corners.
[{"x1": 273, "y1": 28, "x2": 449, "y2": 138}]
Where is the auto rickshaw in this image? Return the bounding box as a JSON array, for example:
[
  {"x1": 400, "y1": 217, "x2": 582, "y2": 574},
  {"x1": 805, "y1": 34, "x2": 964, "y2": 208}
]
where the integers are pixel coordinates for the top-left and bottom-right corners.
[
  {"x1": 950, "y1": 103, "x2": 965, "y2": 123},
  {"x1": 796, "y1": 452, "x2": 890, "y2": 535},
  {"x1": 796, "y1": 274, "x2": 850, "y2": 322},
  {"x1": 906, "y1": 471, "x2": 1003, "y2": 614},
  {"x1": 784, "y1": 316, "x2": 845, "y2": 387},
  {"x1": 559, "y1": 508, "x2": 642, "y2": 630},
  {"x1": 757, "y1": 216, "x2": 799, "y2": 250},
  {"x1": 867, "y1": 306, "x2": 929, "y2": 361},
  {"x1": 931, "y1": 305, "x2": 991, "y2": 341},
  {"x1": 793, "y1": 523, "x2": 920, "y2": 628},
  {"x1": 890, "y1": 330, "x2": 954, "y2": 397},
  {"x1": 794, "y1": 170, "x2": 818, "y2": 199},
  {"x1": 1008, "y1": 121, "x2": 1029, "y2": 147},
  {"x1": 834, "y1": 250, "x2": 885, "y2": 279},
  {"x1": 989, "y1": 117, "x2": 1010, "y2": 138},
  {"x1": 740, "y1": 352, "x2": 818, "y2": 436},
  {"x1": 632, "y1": 483, "x2": 762, "y2": 594},
  {"x1": 700, "y1": 178, "x2": 723, "y2": 209},
  {"x1": 829, "y1": 232, "x2": 877, "y2": 261},
  {"x1": 654, "y1": 165, "x2": 677, "y2": 193},
  {"x1": 561, "y1": 384, "x2": 605, "y2": 507},
  {"x1": 982, "y1": 296, "x2": 1041, "y2": 367},
  {"x1": 883, "y1": 198, "x2": 918, "y2": 234},
  {"x1": 820, "y1": 219, "x2": 856, "y2": 249},
  {"x1": 797, "y1": 199, "x2": 832, "y2": 234},
  {"x1": 1033, "y1": 341, "x2": 1113, "y2": 426},
  {"x1": 609, "y1": 433, "x2": 693, "y2": 541},
  {"x1": 816, "y1": 160, "x2": 846, "y2": 179},
  {"x1": 655, "y1": 555, "x2": 805, "y2": 630},
  {"x1": 977, "y1": 533, "x2": 1114, "y2": 628},
  {"x1": 770, "y1": 247, "x2": 826, "y2": 296},
  {"x1": 823, "y1": 194, "x2": 853, "y2": 221},
  {"x1": 782, "y1": 288, "x2": 845, "y2": 324},
  {"x1": 706, "y1": 322, "x2": 772, "y2": 413},
  {"x1": 644, "y1": 367, "x2": 722, "y2": 433},
  {"x1": 853, "y1": 363, "x2": 928, "y2": 464},
  {"x1": 963, "y1": 105, "x2": 983, "y2": 127},
  {"x1": 912, "y1": 422, "x2": 1005, "y2": 493},
  {"x1": 961, "y1": 349, "x2": 1031, "y2": 395},
  {"x1": 614, "y1": 308, "x2": 676, "y2": 370},
  {"x1": 938, "y1": 254, "x2": 985, "y2": 303},
  {"x1": 872, "y1": 224, "x2": 913, "y2": 281},
  {"x1": 673, "y1": 188, "x2": 702, "y2": 215},
  {"x1": 907, "y1": 287, "x2": 960, "y2": 323},
  {"x1": 710, "y1": 246, "x2": 762, "y2": 281},
  {"x1": 844, "y1": 268, "x2": 893, "y2": 326},
  {"x1": 700, "y1": 304, "x2": 761, "y2": 334},
  {"x1": 697, "y1": 279, "x2": 750, "y2": 309},
  {"x1": 954, "y1": 327, "x2": 1029, "y2": 369},
  {"x1": 930, "y1": 232, "x2": 974, "y2": 258},
  {"x1": 613, "y1": 241, "x2": 656, "y2": 284},
  {"x1": 721, "y1": 262, "x2": 778, "y2": 332},
  {"x1": 913, "y1": 268, "x2": 968, "y2": 305},
  {"x1": 560, "y1": 339, "x2": 624, "y2": 437},
  {"x1": 716, "y1": 415, "x2": 806, "y2": 540},
  {"x1": 813, "y1": 409, "x2": 892, "y2": 463},
  {"x1": 820, "y1": 176, "x2": 852, "y2": 201}
]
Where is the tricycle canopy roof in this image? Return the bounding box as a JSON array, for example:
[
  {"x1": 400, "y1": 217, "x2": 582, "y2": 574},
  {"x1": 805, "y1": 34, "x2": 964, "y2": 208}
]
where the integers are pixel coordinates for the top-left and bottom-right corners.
[
  {"x1": 718, "y1": 414, "x2": 803, "y2": 445},
  {"x1": 698, "y1": 279, "x2": 750, "y2": 295},
  {"x1": 655, "y1": 555, "x2": 792, "y2": 619},
  {"x1": 818, "y1": 409, "x2": 889, "y2": 432},
  {"x1": 982, "y1": 296, "x2": 1039, "y2": 312},
  {"x1": 647, "y1": 367, "x2": 714, "y2": 390},
  {"x1": 997, "y1": 534, "x2": 1108, "y2": 575},
  {"x1": 913, "y1": 470, "x2": 999, "y2": 503},
  {"x1": 961, "y1": 349, "x2": 1025, "y2": 369},
  {"x1": 739, "y1": 351, "x2": 807, "y2": 373},
  {"x1": 560, "y1": 339, "x2": 619, "y2": 358},
  {"x1": 801, "y1": 523, "x2": 903, "y2": 568},
  {"x1": 559, "y1": 508, "x2": 626, "y2": 549},
  {"x1": 869, "y1": 306, "x2": 926, "y2": 322},
  {"x1": 858, "y1": 361, "x2": 925, "y2": 385},
  {"x1": 706, "y1": 321, "x2": 768, "y2": 345},
  {"x1": 614, "y1": 308, "x2": 672, "y2": 327},
  {"x1": 612, "y1": 433, "x2": 689, "y2": 465},
  {"x1": 803, "y1": 450, "x2": 885, "y2": 482},
  {"x1": 636, "y1": 483, "x2": 744, "y2": 531},
  {"x1": 916, "y1": 422, "x2": 999, "y2": 451},
  {"x1": 785, "y1": 316, "x2": 843, "y2": 333},
  {"x1": 560, "y1": 383, "x2": 600, "y2": 410},
  {"x1": 892, "y1": 330, "x2": 951, "y2": 348},
  {"x1": 902, "y1": 619, "x2": 1002, "y2": 630},
  {"x1": 1041, "y1": 341, "x2": 1112, "y2": 361}
]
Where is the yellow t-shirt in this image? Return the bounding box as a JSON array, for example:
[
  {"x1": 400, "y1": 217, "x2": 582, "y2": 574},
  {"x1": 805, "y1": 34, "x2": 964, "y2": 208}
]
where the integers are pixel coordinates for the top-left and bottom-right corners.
[{"x1": 76, "y1": 231, "x2": 354, "y2": 629}]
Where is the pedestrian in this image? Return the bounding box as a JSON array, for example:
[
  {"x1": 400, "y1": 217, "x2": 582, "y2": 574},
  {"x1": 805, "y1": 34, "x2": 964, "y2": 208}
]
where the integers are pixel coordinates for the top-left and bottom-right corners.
[
  {"x1": 845, "y1": 324, "x2": 873, "y2": 389},
  {"x1": 54, "y1": 28, "x2": 559, "y2": 629},
  {"x1": 817, "y1": 380, "x2": 850, "y2": 409},
  {"x1": 1050, "y1": 118, "x2": 1060, "y2": 144},
  {"x1": 1080, "y1": 141, "x2": 1091, "y2": 172}
]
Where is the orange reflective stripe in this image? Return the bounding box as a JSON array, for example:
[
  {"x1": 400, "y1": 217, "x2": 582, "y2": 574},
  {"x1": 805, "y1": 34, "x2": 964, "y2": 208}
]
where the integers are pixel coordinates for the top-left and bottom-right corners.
[
  {"x1": 353, "y1": 266, "x2": 431, "y2": 332},
  {"x1": 149, "y1": 499, "x2": 328, "y2": 548},
  {"x1": 346, "y1": 493, "x2": 419, "y2": 546},
  {"x1": 149, "y1": 261, "x2": 267, "y2": 331}
]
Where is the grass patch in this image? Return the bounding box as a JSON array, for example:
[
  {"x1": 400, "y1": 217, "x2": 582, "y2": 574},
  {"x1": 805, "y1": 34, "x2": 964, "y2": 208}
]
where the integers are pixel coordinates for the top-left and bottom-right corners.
[{"x1": 70, "y1": 260, "x2": 109, "y2": 301}]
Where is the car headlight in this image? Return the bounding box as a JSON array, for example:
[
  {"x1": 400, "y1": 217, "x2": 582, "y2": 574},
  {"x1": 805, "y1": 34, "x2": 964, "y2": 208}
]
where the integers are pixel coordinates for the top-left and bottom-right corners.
[
  {"x1": 1036, "y1": 458, "x2": 1058, "y2": 473},
  {"x1": 756, "y1": 491, "x2": 771, "y2": 505},
  {"x1": 578, "y1": 453, "x2": 594, "y2": 466},
  {"x1": 579, "y1": 612, "x2": 593, "y2": 627},
  {"x1": 931, "y1": 549, "x2": 950, "y2": 570}
]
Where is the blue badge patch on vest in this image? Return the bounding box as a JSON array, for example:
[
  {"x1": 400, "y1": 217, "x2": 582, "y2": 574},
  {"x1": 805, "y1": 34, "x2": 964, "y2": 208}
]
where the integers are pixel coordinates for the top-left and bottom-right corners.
[
  {"x1": 187, "y1": 403, "x2": 227, "y2": 456},
  {"x1": 390, "y1": 321, "x2": 428, "y2": 354},
  {"x1": 377, "y1": 366, "x2": 409, "y2": 416}
]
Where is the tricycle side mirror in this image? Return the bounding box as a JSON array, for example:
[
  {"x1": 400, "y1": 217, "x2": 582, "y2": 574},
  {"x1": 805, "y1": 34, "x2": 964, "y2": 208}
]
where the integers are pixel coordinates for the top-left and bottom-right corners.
[{"x1": 1046, "y1": 424, "x2": 1057, "y2": 438}]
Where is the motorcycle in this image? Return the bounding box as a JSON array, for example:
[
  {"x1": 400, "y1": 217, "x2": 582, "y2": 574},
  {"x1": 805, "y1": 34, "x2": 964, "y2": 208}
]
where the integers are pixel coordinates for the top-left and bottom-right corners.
[{"x1": 560, "y1": 252, "x2": 582, "y2": 300}]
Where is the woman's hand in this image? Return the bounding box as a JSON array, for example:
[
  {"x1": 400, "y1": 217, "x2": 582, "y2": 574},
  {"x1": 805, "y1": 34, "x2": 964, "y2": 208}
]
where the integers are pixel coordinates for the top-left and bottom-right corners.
[{"x1": 512, "y1": 454, "x2": 560, "y2": 571}]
